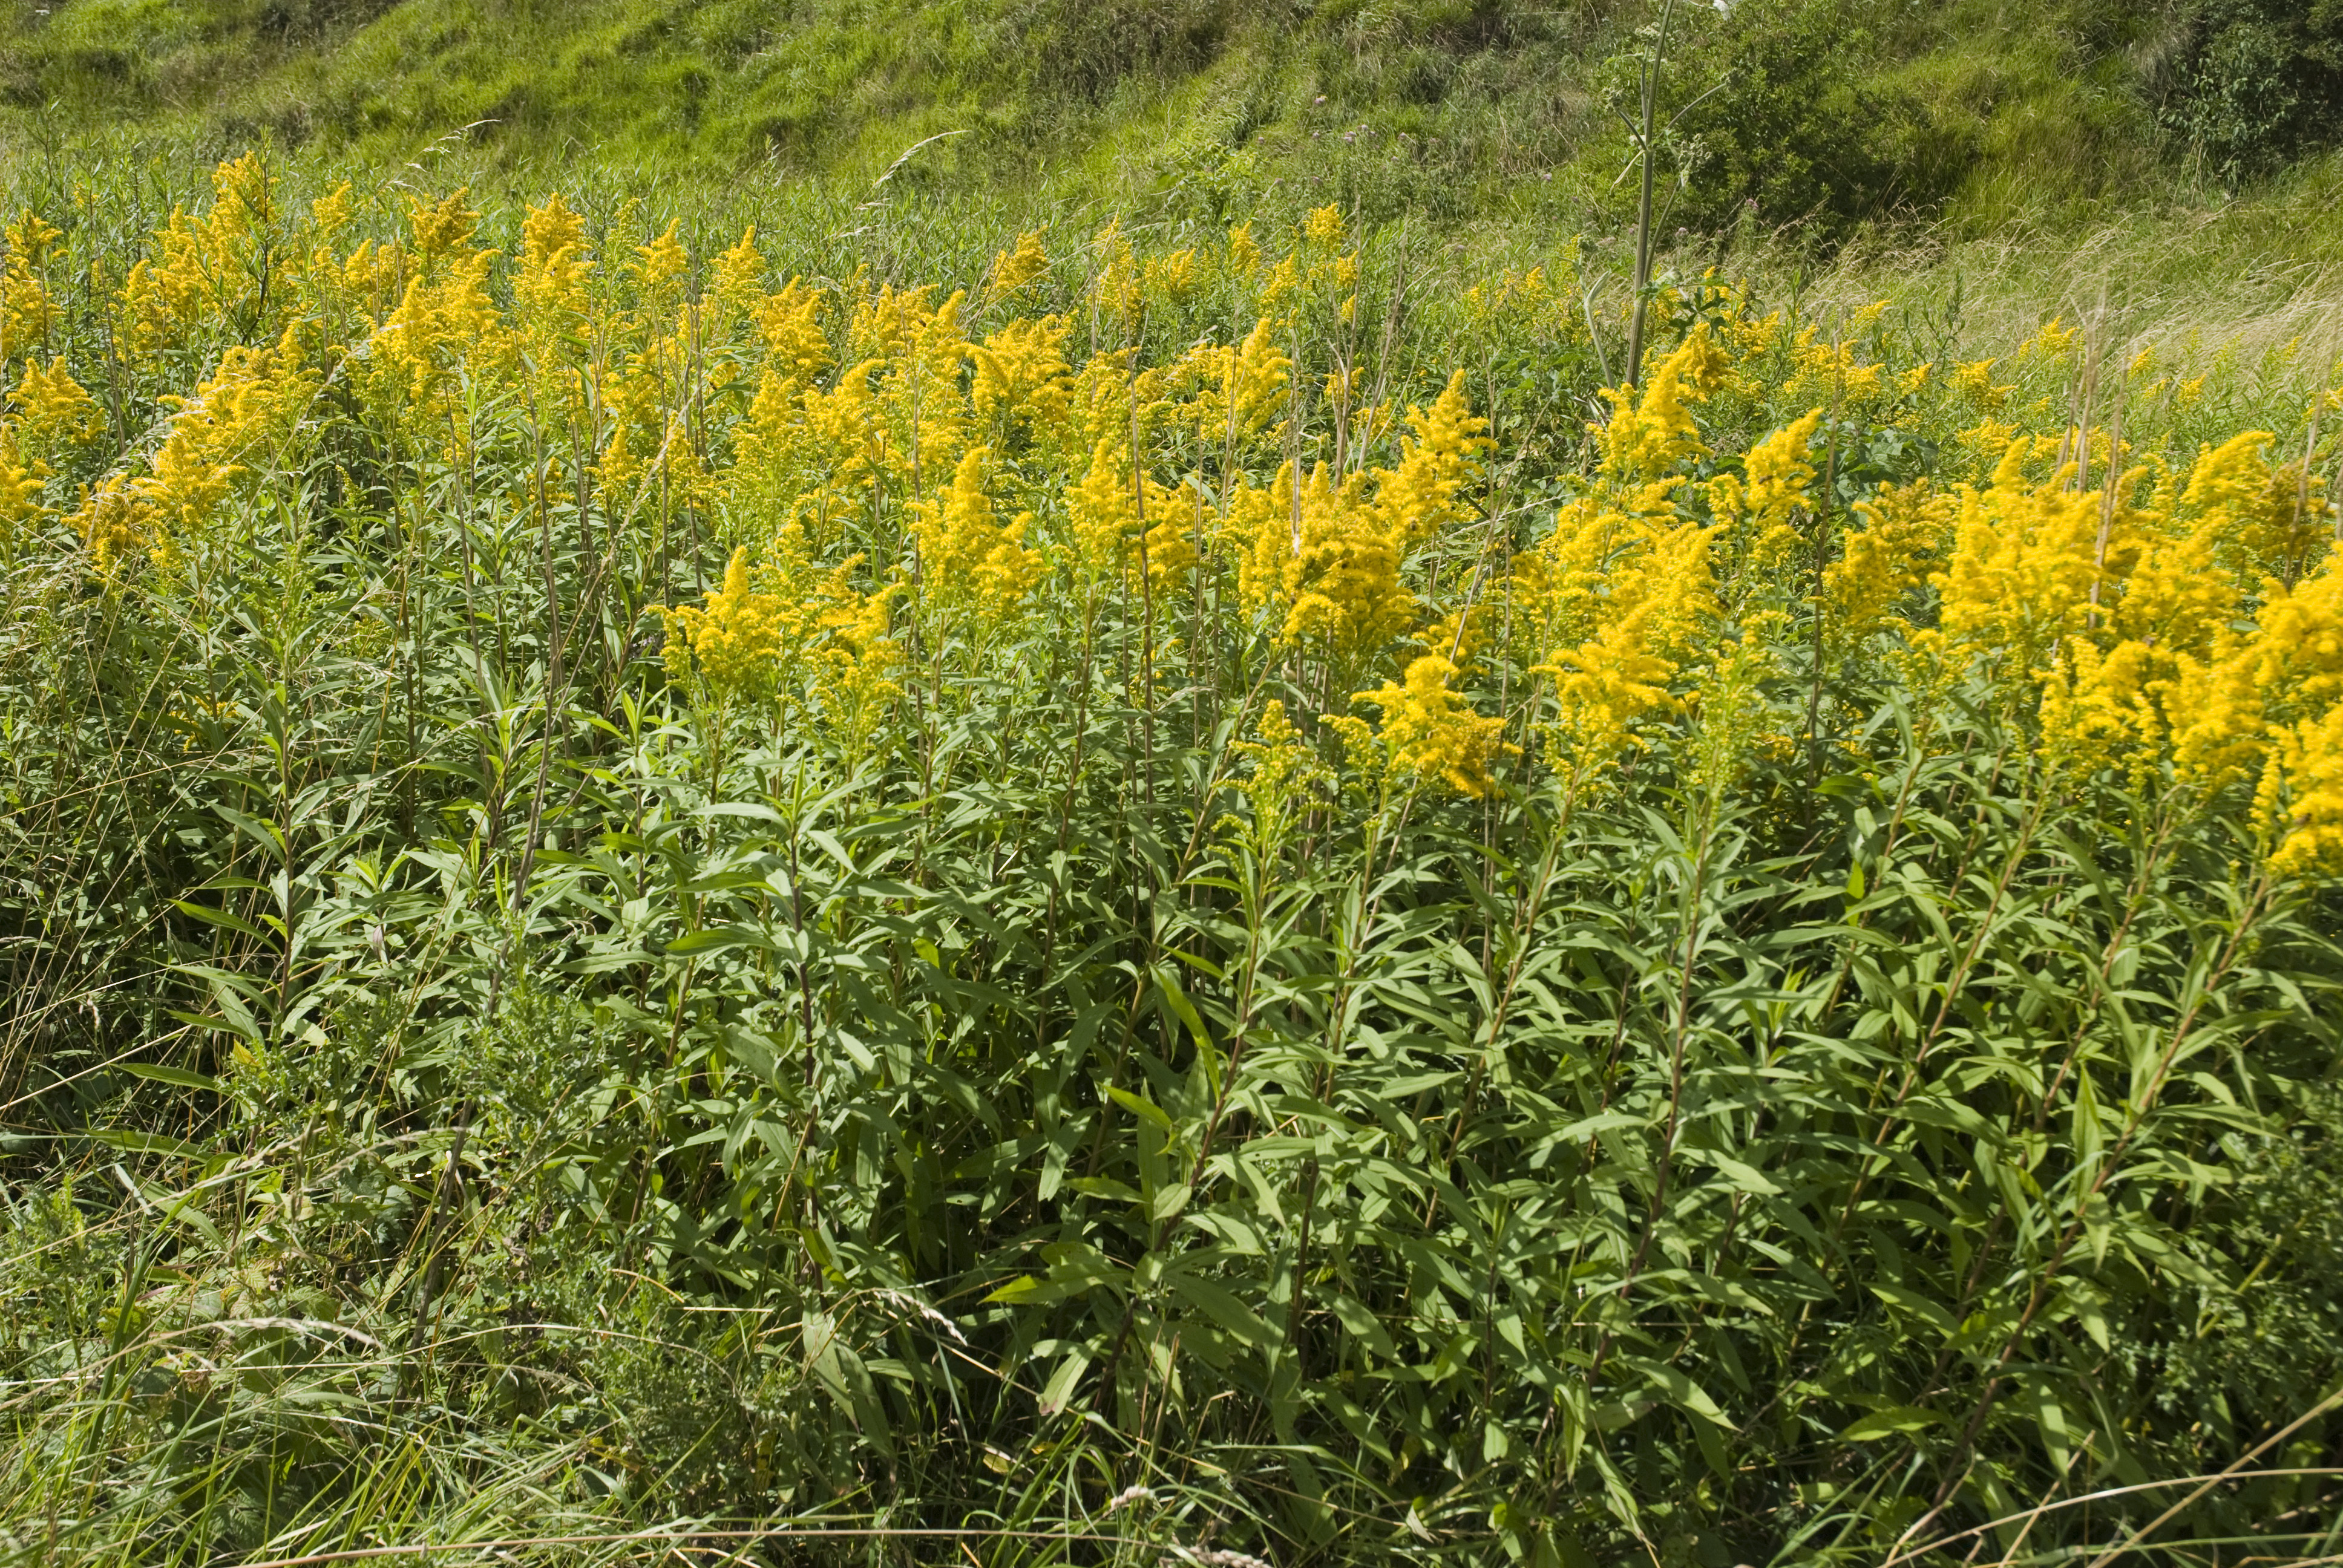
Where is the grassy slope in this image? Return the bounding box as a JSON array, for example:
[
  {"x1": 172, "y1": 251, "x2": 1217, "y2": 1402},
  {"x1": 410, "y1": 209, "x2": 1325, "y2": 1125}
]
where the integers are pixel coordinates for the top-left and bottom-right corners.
[
  {"x1": 0, "y1": 0, "x2": 2250, "y2": 207},
  {"x1": 8, "y1": 0, "x2": 2341, "y2": 342}
]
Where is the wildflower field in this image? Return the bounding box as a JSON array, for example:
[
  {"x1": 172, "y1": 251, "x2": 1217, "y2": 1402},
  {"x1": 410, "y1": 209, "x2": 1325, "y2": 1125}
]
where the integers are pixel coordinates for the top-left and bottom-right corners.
[{"x1": 4, "y1": 149, "x2": 2343, "y2": 1567}]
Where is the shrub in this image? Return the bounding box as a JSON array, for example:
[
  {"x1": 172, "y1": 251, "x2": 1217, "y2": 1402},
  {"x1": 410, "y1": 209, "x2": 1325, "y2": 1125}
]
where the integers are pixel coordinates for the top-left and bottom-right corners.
[{"x1": 2157, "y1": 0, "x2": 2343, "y2": 186}]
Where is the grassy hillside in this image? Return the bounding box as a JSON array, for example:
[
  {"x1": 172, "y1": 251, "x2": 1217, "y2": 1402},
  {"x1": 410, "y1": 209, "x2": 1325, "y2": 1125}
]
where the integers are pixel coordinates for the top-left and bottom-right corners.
[{"x1": 5, "y1": 0, "x2": 2341, "y2": 234}]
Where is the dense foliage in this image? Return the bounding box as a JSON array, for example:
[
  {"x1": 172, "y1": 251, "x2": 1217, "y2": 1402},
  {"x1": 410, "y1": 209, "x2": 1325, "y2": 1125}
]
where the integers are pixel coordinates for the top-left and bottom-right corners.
[
  {"x1": 2, "y1": 159, "x2": 2342, "y2": 1567},
  {"x1": 5, "y1": 0, "x2": 2339, "y2": 241}
]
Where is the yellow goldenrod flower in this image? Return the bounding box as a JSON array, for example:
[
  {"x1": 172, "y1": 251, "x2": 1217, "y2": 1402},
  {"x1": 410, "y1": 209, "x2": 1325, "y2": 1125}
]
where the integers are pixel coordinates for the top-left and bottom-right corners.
[
  {"x1": 2267, "y1": 704, "x2": 2343, "y2": 878},
  {"x1": 1534, "y1": 521, "x2": 1715, "y2": 789},
  {"x1": 663, "y1": 546, "x2": 794, "y2": 707},
  {"x1": 913, "y1": 445, "x2": 1042, "y2": 627},
  {"x1": 1824, "y1": 479, "x2": 1958, "y2": 645},
  {"x1": 1, "y1": 208, "x2": 63, "y2": 363},
  {"x1": 629, "y1": 219, "x2": 690, "y2": 310},
  {"x1": 0, "y1": 426, "x2": 46, "y2": 539},
  {"x1": 1222, "y1": 699, "x2": 1327, "y2": 858},
  {"x1": 1225, "y1": 223, "x2": 1261, "y2": 279},
  {"x1": 1935, "y1": 440, "x2": 2107, "y2": 676},
  {"x1": 1598, "y1": 326, "x2": 1727, "y2": 486},
  {"x1": 1370, "y1": 371, "x2": 1489, "y2": 544},
  {"x1": 517, "y1": 193, "x2": 594, "y2": 328},
  {"x1": 1179, "y1": 317, "x2": 1289, "y2": 445},
  {"x1": 987, "y1": 230, "x2": 1049, "y2": 302},
  {"x1": 2021, "y1": 316, "x2": 2080, "y2": 359},
  {"x1": 1091, "y1": 221, "x2": 1141, "y2": 329},
  {"x1": 1141, "y1": 249, "x2": 1198, "y2": 307},
  {"x1": 67, "y1": 330, "x2": 313, "y2": 568},
  {"x1": 1354, "y1": 654, "x2": 1512, "y2": 797},
  {"x1": 712, "y1": 226, "x2": 766, "y2": 324},
  {"x1": 13, "y1": 359, "x2": 104, "y2": 454},
  {"x1": 1951, "y1": 358, "x2": 2008, "y2": 410},
  {"x1": 119, "y1": 153, "x2": 282, "y2": 353},
  {"x1": 1708, "y1": 407, "x2": 1823, "y2": 580},
  {"x1": 972, "y1": 314, "x2": 1072, "y2": 436}
]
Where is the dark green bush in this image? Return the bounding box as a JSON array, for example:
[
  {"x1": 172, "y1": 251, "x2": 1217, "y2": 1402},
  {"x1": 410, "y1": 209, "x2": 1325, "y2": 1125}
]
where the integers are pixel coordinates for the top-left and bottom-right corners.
[
  {"x1": 2157, "y1": 0, "x2": 2343, "y2": 186},
  {"x1": 1659, "y1": 0, "x2": 1974, "y2": 247}
]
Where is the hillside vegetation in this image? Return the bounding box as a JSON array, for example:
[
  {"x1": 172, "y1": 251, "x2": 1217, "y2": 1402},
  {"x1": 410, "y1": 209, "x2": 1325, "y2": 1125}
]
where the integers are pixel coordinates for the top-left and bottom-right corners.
[
  {"x1": 6, "y1": 0, "x2": 2343, "y2": 231},
  {"x1": 4, "y1": 4, "x2": 2343, "y2": 1567}
]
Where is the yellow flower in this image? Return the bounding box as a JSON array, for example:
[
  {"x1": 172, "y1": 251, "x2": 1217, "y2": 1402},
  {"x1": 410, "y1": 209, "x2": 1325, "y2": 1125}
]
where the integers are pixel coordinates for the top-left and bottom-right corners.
[
  {"x1": 2037, "y1": 636, "x2": 2160, "y2": 783},
  {"x1": 971, "y1": 314, "x2": 1072, "y2": 436},
  {"x1": 365, "y1": 243, "x2": 508, "y2": 426},
  {"x1": 2, "y1": 208, "x2": 64, "y2": 363},
  {"x1": 629, "y1": 220, "x2": 690, "y2": 311},
  {"x1": 1598, "y1": 326, "x2": 1727, "y2": 486},
  {"x1": 2267, "y1": 704, "x2": 2343, "y2": 879},
  {"x1": 1182, "y1": 317, "x2": 1289, "y2": 445},
  {"x1": 663, "y1": 546, "x2": 793, "y2": 707},
  {"x1": 68, "y1": 330, "x2": 313, "y2": 567},
  {"x1": 810, "y1": 572, "x2": 903, "y2": 766},
  {"x1": 119, "y1": 156, "x2": 279, "y2": 353},
  {"x1": 1708, "y1": 407, "x2": 1823, "y2": 580},
  {"x1": 988, "y1": 230, "x2": 1049, "y2": 302},
  {"x1": 1223, "y1": 698, "x2": 1327, "y2": 857},
  {"x1": 0, "y1": 426, "x2": 46, "y2": 539},
  {"x1": 1225, "y1": 223, "x2": 1261, "y2": 280},
  {"x1": 1369, "y1": 371, "x2": 1489, "y2": 544},
  {"x1": 1353, "y1": 655, "x2": 1512, "y2": 797},
  {"x1": 1244, "y1": 460, "x2": 1414, "y2": 663},
  {"x1": 1141, "y1": 249, "x2": 1198, "y2": 306},
  {"x1": 1951, "y1": 358, "x2": 2008, "y2": 410},
  {"x1": 70, "y1": 475, "x2": 152, "y2": 570},
  {"x1": 1091, "y1": 221, "x2": 1141, "y2": 328},
  {"x1": 1935, "y1": 441, "x2": 2106, "y2": 676},
  {"x1": 1303, "y1": 205, "x2": 1345, "y2": 250},
  {"x1": 13, "y1": 359, "x2": 104, "y2": 454},
  {"x1": 1782, "y1": 312, "x2": 1886, "y2": 406},
  {"x1": 517, "y1": 193, "x2": 594, "y2": 328},
  {"x1": 1529, "y1": 517, "x2": 1715, "y2": 789},
  {"x1": 2021, "y1": 317, "x2": 2080, "y2": 360},
  {"x1": 1068, "y1": 436, "x2": 1139, "y2": 579},
  {"x1": 1824, "y1": 479, "x2": 1958, "y2": 645},
  {"x1": 712, "y1": 226, "x2": 766, "y2": 324},
  {"x1": 913, "y1": 445, "x2": 1042, "y2": 627},
  {"x1": 310, "y1": 181, "x2": 357, "y2": 243}
]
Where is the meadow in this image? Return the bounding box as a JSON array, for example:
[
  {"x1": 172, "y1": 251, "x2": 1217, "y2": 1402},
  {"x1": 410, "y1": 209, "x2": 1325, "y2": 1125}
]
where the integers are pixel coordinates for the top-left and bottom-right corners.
[{"x1": 4, "y1": 43, "x2": 2343, "y2": 1568}]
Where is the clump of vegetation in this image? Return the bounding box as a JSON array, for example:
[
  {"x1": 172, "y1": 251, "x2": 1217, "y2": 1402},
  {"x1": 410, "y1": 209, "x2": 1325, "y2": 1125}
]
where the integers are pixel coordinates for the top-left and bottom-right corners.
[
  {"x1": 2154, "y1": 0, "x2": 2343, "y2": 186},
  {"x1": 4, "y1": 0, "x2": 2340, "y2": 245},
  {"x1": 2, "y1": 148, "x2": 2342, "y2": 1566}
]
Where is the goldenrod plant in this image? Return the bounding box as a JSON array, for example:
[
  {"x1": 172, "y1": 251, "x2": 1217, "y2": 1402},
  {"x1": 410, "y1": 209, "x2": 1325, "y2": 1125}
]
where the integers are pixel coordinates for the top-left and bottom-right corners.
[{"x1": 4, "y1": 159, "x2": 2343, "y2": 1568}]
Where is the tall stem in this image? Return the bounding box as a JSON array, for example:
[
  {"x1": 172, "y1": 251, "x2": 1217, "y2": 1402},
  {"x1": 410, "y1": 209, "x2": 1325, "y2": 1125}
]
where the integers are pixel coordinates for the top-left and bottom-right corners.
[{"x1": 1624, "y1": 0, "x2": 1677, "y2": 391}]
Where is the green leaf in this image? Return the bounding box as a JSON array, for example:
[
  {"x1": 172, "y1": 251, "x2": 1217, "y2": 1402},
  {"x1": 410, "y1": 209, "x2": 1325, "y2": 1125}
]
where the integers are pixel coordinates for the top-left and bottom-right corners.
[
  {"x1": 1840, "y1": 1406, "x2": 1946, "y2": 1442},
  {"x1": 120, "y1": 1063, "x2": 223, "y2": 1094}
]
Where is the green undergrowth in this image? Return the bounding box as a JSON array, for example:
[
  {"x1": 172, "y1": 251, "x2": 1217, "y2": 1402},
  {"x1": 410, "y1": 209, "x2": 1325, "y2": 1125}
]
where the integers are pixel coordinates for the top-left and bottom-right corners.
[
  {"x1": 1, "y1": 140, "x2": 2342, "y2": 1566},
  {"x1": 5, "y1": 0, "x2": 2342, "y2": 240}
]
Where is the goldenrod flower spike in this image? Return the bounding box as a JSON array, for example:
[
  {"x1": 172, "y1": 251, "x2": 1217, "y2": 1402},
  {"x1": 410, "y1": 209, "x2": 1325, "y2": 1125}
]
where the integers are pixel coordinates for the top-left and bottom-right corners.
[
  {"x1": 987, "y1": 230, "x2": 1049, "y2": 303},
  {"x1": 913, "y1": 446, "x2": 1042, "y2": 628},
  {"x1": 13, "y1": 360, "x2": 104, "y2": 454},
  {"x1": 1708, "y1": 407, "x2": 1824, "y2": 580},
  {"x1": 2267, "y1": 704, "x2": 2343, "y2": 879},
  {"x1": 1354, "y1": 655, "x2": 1512, "y2": 799},
  {"x1": 517, "y1": 194, "x2": 594, "y2": 328},
  {"x1": 664, "y1": 547, "x2": 791, "y2": 708},
  {"x1": 1, "y1": 208, "x2": 64, "y2": 363},
  {"x1": 1824, "y1": 480, "x2": 1958, "y2": 647},
  {"x1": 1371, "y1": 371, "x2": 1490, "y2": 546}
]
